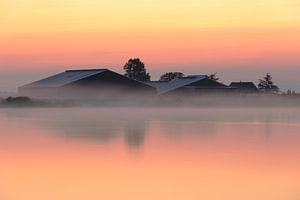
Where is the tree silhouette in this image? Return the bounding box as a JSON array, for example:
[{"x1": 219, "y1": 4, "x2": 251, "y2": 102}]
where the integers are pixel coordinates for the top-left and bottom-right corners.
[
  {"x1": 159, "y1": 72, "x2": 185, "y2": 81},
  {"x1": 285, "y1": 89, "x2": 296, "y2": 96},
  {"x1": 209, "y1": 73, "x2": 219, "y2": 81},
  {"x1": 123, "y1": 58, "x2": 150, "y2": 81},
  {"x1": 258, "y1": 73, "x2": 279, "y2": 93}
]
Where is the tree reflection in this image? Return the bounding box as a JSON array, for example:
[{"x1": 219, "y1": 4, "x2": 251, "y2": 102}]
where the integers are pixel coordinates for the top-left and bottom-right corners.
[{"x1": 124, "y1": 121, "x2": 147, "y2": 149}]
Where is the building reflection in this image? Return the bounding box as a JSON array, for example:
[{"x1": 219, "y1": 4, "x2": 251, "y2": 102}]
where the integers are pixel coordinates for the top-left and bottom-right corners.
[
  {"x1": 4, "y1": 108, "x2": 300, "y2": 150},
  {"x1": 26, "y1": 109, "x2": 150, "y2": 149}
]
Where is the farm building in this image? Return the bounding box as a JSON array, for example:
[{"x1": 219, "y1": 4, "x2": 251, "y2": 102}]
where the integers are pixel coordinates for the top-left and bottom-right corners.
[
  {"x1": 145, "y1": 75, "x2": 229, "y2": 96},
  {"x1": 229, "y1": 82, "x2": 258, "y2": 94},
  {"x1": 19, "y1": 69, "x2": 156, "y2": 100}
]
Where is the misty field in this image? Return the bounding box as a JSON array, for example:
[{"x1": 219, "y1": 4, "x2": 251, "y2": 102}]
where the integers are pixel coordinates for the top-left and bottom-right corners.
[{"x1": 0, "y1": 107, "x2": 300, "y2": 200}]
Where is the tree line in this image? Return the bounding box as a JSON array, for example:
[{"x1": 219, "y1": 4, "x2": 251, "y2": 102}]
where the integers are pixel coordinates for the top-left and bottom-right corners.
[
  {"x1": 123, "y1": 58, "x2": 220, "y2": 82},
  {"x1": 122, "y1": 57, "x2": 290, "y2": 94}
]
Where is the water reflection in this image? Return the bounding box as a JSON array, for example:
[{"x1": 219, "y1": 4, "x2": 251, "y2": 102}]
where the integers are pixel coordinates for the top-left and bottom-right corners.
[
  {"x1": 2, "y1": 108, "x2": 300, "y2": 149},
  {"x1": 1, "y1": 108, "x2": 300, "y2": 200},
  {"x1": 124, "y1": 121, "x2": 147, "y2": 148},
  {"x1": 1, "y1": 108, "x2": 149, "y2": 148}
]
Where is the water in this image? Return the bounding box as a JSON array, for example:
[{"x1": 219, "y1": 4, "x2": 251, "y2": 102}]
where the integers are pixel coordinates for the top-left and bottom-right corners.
[{"x1": 0, "y1": 107, "x2": 300, "y2": 200}]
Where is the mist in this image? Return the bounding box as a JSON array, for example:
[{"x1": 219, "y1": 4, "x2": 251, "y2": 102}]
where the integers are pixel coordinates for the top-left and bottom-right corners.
[
  {"x1": 1, "y1": 65, "x2": 300, "y2": 93},
  {"x1": 2, "y1": 106, "x2": 300, "y2": 149},
  {"x1": 2, "y1": 105, "x2": 300, "y2": 200}
]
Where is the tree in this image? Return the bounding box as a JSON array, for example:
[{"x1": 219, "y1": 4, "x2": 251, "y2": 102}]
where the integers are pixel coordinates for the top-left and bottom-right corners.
[
  {"x1": 209, "y1": 73, "x2": 219, "y2": 81},
  {"x1": 286, "y1": 89, "x2": 296, "y2": 96},
  {"x1": 159, "y1": 72, "x2": 185, "y2": 81},
  {"x1": 123, "y1": 58, "x2": 151, "y2": 81},
  {"x1": 258, "y1": 73, "x2": 279, "y2": 93}
]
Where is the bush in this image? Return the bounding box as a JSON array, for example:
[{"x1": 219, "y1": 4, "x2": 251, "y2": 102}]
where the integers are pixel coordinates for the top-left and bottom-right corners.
[{"x1": 3, "y1": 96, "x2": 32, "y2": 106}]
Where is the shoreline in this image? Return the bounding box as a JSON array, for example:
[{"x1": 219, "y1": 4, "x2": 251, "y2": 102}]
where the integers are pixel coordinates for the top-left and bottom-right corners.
[{"x1": 1, "y1": 95, "x2": 300, "y2": 108}]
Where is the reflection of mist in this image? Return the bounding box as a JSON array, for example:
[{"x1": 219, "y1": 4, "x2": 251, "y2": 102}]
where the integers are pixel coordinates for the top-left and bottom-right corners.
[
  {"x1": 44, "y1": 111, "x2": 148, "y2": 149},
  {"x1": 37, "y1": 113, "x2": 120, "y2": 143},
  {"x1": 3, "y1": 107, "x2": 300, "y2": 150},
  {"x1": 13, "y1": 109, "x2": 149, "y2": 149},
  {"x1": 263, "y1": 118, "x2": 272, "y2": 143},
  {"x1": 159, "y1": 121, "x2": 217, "y2": 141}
]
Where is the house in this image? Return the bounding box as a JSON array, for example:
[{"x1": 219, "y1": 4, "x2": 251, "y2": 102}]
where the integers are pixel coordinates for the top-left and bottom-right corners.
[
  {"x1": 145, "y1": 75, "x2": 229, "y2": 96},
  {"x1": 19, "y1": 69, "x2": 156, "y2": 100},
  {"x1": 229, "y1": 82, "x2": 258, "y2": 93}
]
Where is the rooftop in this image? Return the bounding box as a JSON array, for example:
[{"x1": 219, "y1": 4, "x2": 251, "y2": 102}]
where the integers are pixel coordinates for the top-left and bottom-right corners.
[
  {"x1": 230, "y1": 82, "x2": 258, "y2": 89},
  {"x1": 145, "y1": 75, "x2": 213, "y2": 95},
  {"x1": 21, "y1": 69, "x2": 108, "y2": 88}
]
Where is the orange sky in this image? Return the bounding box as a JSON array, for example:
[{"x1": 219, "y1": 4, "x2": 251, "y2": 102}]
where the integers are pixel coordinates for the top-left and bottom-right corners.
[{"x1": 0, "y1": 0, "x2": 300, "y2": 91}]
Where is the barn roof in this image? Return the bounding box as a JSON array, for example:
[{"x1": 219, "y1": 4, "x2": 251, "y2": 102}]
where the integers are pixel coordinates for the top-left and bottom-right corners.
[
  {"x1": 21, "y1": 69, "x2": 108, "y2": 88},
  {"x1": 144, "y1": 81, "x2": 170, "y2": 89},
  {"x1": 229, "y1": 82, "x2": 258, "y2": 90},
  {"x1": 145, "y1": 75, "x2": 218, "y2": 95}
]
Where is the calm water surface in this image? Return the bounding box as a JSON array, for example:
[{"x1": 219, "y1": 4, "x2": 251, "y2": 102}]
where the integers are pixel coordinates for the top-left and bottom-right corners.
[{"x1": 0, "y1": 108, "x2": 300, "y2": 200}]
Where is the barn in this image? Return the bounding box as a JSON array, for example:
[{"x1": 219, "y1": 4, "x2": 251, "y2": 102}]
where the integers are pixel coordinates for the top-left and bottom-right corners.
[
  {"x1": 229, "y1": 82, "x2": 259, "y2": 95},
  {"x1": 229, "y1": 82, "x2": 258, "y2": 91},
  {"x1": 19, "y1": 69, "x2": 156, "y2": 100},
  {"x1": 145, "y1": 75, "x2": 229, "y2": 96}
]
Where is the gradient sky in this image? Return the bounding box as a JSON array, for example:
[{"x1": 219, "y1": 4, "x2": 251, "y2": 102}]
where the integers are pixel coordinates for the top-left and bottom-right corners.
[{"x1": 0, "y1": 0, "x2": 300, "y2": 92}]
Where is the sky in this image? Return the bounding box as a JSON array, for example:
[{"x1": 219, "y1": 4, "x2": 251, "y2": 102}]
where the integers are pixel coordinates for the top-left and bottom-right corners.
[{"x1": 0, "y1": 0, "x2": 300, "y2": 92}]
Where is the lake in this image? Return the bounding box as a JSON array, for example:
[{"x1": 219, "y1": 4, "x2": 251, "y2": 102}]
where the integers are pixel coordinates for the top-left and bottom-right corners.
[{"x1": 0, "y1": 107, "x2": 300, "y2": 200}]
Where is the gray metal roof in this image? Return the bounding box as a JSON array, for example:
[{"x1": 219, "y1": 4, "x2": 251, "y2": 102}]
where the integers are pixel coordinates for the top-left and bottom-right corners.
[
  {"x1": 146, "y1": 75, "x2": 211, "y2": 95},
  {"x1": 22, "y1": 69, "x2": 108, "y2": 88},
  {"x1": 144, "y1": 81, "x2": 169, "y2": 89},
  {"x1": 230, "y1": 82, "x2": 258, "y2": 89}
]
